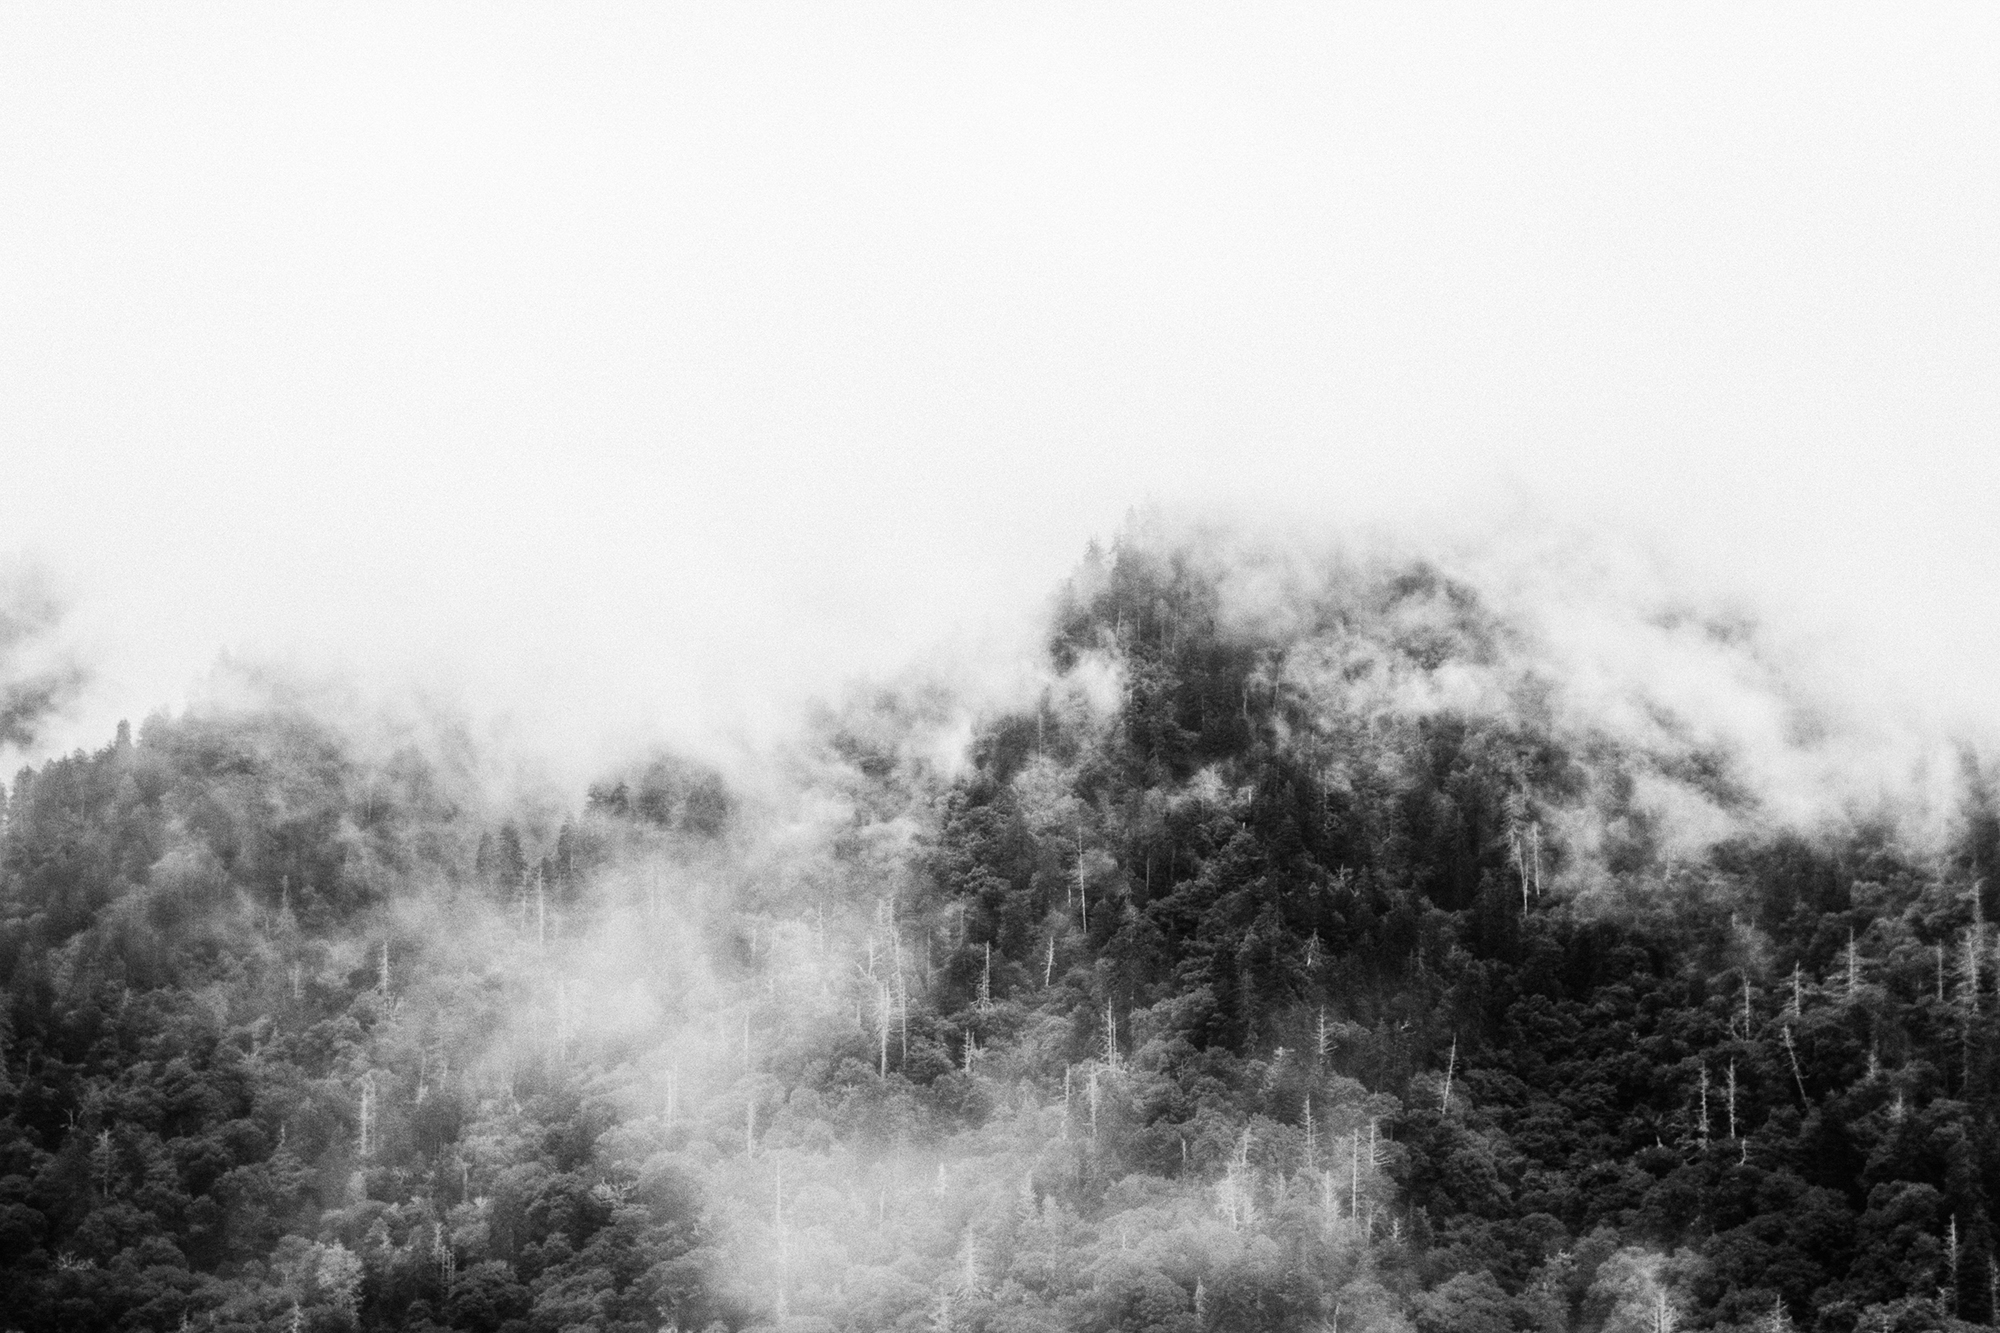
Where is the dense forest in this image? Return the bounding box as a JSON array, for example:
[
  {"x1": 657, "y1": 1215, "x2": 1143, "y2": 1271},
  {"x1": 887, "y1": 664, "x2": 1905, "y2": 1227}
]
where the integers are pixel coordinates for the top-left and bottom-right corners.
[{"x1": 4, "y1": 524, "x2": 1998, "y2": 1333}]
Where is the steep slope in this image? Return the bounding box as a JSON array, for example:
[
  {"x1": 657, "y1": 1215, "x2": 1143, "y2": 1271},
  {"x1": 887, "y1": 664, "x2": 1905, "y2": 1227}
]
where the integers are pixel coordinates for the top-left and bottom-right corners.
[{"x1": 1, "y1": 524, "x2": 1995, "y2": 1333}]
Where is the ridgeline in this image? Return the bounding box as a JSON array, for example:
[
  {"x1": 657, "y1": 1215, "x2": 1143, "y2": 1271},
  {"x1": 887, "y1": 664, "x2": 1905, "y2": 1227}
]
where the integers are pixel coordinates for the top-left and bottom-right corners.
[{"x1": 1, "y1": 527, "x2": 1992, "y2": 1333}]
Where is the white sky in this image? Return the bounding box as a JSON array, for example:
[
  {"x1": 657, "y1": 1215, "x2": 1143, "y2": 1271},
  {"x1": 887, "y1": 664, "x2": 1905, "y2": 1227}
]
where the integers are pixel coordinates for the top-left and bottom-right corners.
[{"x1": 3, "y1": 4, "x2": 1998, "y2": 773}]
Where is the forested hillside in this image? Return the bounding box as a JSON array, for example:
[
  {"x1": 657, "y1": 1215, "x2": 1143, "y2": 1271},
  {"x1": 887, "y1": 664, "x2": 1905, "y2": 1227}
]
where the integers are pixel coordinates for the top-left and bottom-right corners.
[{"x1": 3, "y1": 525, "x2": 1996, "y2": 1333}]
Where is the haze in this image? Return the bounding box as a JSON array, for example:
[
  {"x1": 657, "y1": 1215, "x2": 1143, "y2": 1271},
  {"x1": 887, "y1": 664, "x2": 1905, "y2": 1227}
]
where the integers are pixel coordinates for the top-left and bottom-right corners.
[{"x1": 4, "y1": 3, "x2": 1997, "y2": 771}]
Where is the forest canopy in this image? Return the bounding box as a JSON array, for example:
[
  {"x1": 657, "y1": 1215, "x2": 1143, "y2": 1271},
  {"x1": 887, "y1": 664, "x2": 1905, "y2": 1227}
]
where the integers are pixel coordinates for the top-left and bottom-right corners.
[{"x1": 0, "y1": 520, "x2": 1992, "y2": 1333}]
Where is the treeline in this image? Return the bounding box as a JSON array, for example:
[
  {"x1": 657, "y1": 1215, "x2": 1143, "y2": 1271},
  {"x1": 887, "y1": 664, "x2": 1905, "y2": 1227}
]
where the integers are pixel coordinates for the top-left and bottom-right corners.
[
  {"x1": 857, "y1": 532, "x2": 2000, "y2": 1333},
  {"x1": 0, "y1": 711, "x2": 741, "y2": 1332},
  {"x1": 2, "y1": 526, "x2": 1997, "y2": 1332}
]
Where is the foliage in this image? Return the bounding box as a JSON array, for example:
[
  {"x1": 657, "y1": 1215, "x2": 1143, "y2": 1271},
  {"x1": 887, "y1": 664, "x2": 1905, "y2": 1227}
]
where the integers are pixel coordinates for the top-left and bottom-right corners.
[{"x1": 4, "y1": 527, "x2": 1998, "y2": 1332}]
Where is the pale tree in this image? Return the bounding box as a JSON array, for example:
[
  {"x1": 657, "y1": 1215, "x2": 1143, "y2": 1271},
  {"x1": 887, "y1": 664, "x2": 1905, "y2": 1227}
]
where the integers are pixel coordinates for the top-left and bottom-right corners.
[
  {"x1": 1728, "y1": 1060, "x2": 1746, "y2": 1163},
  {"x1": 1697, "y1": 1065, "x2": 1710, "y2": 1146},
  {"x1": 1217, "y1": 1128, "x2": 1256, "y2": 1230},
  {"x1": 433, "y1": 1221, "x2": 455, "y2": 1290},
  {"x1": 1076, "y1": 824, "x2": 1089, "y2": 930},
  {"x1": 1331, "y1": 1117, "x2": 1392, "y2": 1235},
  {"x1": 1781, "y1": 1027, "x2": 1808, "y2": 1104},
  {"x1": 1946, "y1": 1215, "x2": 1960, "y2": 1316},
  {"x1": 277, "y1": 1240, "x2": 363, "y2": 1325},
  {"x1": 91, "y1": 1127, "x2": 116, "y2": 1199},
  {"x1": 1588, "y1": 1246, "x2": 1695, "y2": 1333},
  {"x1": 875, "y1": 982, "x2": 894, "y2": 1078},
  {"x1": 1756, "y1": 1295, "x2": 1796, "y2": 1333},
  {"x1": 357, "y1": 1073, "x2": 376, "y2": 1159}
]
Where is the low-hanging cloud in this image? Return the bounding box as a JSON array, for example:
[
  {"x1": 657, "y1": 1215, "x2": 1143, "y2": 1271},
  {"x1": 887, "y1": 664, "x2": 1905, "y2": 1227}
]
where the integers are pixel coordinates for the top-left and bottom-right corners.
[{"x1": 0, "y1": 561, "x2": 87, "y2": 753}]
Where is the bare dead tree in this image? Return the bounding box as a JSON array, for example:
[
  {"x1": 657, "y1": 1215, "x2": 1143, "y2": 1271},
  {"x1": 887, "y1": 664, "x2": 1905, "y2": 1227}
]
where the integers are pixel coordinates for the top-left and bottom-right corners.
[
  {"x1": 1076, "y1": 825, "x2": 1089, "y2": 932},
  {"x1": 875, "y1": 983, "x2": 892, "y2": 1079},
  {"x1": 1781, "y1": 1027, "x2": 1808, "y2": 1104},
  {"x1": 1947, "y1": 1215, "x2": 1960, "y2": 1315},
  {"x1": 357, "y1": 1073, "x2": 376, "y2": 1159},
  {"x1": 1698, "y1": 1065, "x2": 1710, "y2": 1146},
  {"x1": 1726, "y1": 1060, "x2": 1738, "y2": 1142}
]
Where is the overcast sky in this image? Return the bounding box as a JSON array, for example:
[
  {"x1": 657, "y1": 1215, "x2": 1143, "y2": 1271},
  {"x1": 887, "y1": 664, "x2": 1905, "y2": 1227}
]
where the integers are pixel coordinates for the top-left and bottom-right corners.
[{"x1": 3, "y1": 4, "x2": 1997, "y2": 773}]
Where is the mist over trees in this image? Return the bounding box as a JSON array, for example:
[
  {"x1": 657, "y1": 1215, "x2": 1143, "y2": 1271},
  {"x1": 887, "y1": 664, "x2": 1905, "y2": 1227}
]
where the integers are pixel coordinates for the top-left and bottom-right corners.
[
  {"x1": 3, "y1": 521, "x2": 1998, "y2": 1333},
  {"x1": 0, "y1": 566, "x2": 84, "y2": 752}
]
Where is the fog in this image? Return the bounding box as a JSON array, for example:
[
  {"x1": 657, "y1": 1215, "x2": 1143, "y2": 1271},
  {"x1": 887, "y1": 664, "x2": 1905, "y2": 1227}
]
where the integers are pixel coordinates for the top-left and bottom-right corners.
[
  {"x1": 10, "y1": 14, "x2": 2000, "y2": 1329},
  {"x1": 3, "y1": 3, "x2": 1998, "y2": 780}
]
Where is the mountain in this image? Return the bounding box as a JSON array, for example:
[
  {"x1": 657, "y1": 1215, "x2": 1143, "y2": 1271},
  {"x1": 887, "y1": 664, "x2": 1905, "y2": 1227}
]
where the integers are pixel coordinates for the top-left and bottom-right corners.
[{"x1": 1, "y1": 520, "x2": 1992, "y2": 1333}]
